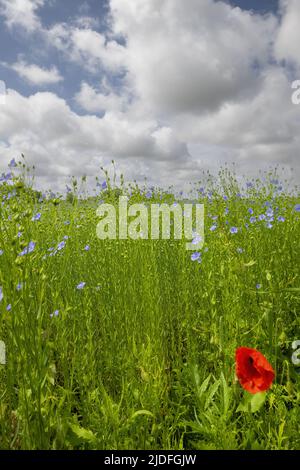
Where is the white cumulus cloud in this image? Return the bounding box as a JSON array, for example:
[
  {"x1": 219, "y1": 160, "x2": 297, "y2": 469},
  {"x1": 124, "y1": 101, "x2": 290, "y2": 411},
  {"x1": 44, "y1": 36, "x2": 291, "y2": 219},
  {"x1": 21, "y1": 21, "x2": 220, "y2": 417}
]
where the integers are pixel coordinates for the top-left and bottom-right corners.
[
  {"x1": 75, "y1": 81, "x2": 126, "y2": 113},
  {"x1": 274, "y1": 0, "x2": 300, "y2": 69},
  {"x1": 6, "y1": 60, "x2": 63, "y2": 85},
  {"x1": 0, "y1": 0, "x2": 44, "y2": 32},
  {"x1": 0, "y1": 0, "x2": 299, "y2": 189}
]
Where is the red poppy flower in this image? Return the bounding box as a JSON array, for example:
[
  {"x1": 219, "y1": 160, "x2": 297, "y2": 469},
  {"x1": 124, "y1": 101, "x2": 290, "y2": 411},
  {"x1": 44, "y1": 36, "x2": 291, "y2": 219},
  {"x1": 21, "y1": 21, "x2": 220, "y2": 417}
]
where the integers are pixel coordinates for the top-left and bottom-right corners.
[{"x1": 235, "y1": 347, "x2": 275, "y2": 394}]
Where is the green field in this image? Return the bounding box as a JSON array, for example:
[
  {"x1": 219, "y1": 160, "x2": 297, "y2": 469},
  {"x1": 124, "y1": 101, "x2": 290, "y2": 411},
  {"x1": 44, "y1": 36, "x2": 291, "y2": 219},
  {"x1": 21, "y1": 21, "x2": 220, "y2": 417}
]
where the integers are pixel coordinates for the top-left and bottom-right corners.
[{"x1": 0, "y1": 165, "x2": 299, "y2": 450}]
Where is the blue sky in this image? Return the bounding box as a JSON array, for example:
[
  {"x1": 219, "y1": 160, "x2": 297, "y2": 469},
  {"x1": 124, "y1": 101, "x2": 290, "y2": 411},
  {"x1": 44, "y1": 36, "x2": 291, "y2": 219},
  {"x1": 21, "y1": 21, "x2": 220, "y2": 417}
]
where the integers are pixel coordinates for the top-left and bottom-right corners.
[
  {"x1": 0, "y1": 1, "x2": 110, "y2": 109},
  {"x1": 231, "y1": 1, "x2": 278, "y2": 14},
  {"x1": 0, "y1": 0, "x2": 299, "y2": 190},
  {"x1": 0, "y1": 0, "x2": 279, "y2": 103}
]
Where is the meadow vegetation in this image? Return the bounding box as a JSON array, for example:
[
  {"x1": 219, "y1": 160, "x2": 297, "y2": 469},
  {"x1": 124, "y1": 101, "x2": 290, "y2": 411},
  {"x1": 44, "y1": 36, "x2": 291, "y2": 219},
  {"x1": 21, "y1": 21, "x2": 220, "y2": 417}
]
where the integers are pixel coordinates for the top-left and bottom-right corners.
[{"x1": 0, "y1": 161, "x2": 299, "y2": 449}]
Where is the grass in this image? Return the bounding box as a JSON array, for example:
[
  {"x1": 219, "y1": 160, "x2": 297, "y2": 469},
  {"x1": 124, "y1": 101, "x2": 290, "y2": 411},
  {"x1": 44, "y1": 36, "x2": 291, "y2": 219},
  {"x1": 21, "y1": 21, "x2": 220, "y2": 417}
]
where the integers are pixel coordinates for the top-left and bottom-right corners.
[{"x1": 0, "y1": 165, "x2": 299, "y2": 450}]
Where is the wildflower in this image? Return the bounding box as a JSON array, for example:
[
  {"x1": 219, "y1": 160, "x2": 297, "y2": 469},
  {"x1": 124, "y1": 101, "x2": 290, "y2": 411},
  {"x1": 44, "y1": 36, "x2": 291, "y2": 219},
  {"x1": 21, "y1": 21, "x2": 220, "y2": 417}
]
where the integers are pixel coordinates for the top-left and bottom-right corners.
[
  {"x1": 248, "y1": 208, "x2": 254, "y2": 215},
  {"x1": 0, "y1": 249, "x2": 3, "y2": 256},
  {"x1": 16, "y1": 283, "x2": 22, "y2": 291},
  {"x1": 192, "y1": 236, "x2": 202, "y2": 245},
  {"x1": 76, "y1": 282, "x2": 86, "y2": 290},
  {"x1": 57, "y1": 241, "x2": 66, "y2": 251},
  {"x1": 191, "y1": 252, "x2": 201, "y2": 262},
  {"x1": 266, "y1": 208, "x2": 274, "y2": 218},
  {"x1": 249, "y1": 216, "x2": 256, "y2": 224},
  {"x1": 0, "y1": 172, "x2": 12, "y2": 183},
  {"x1": 32, "y1": 213, "x2": 41, "y2": 222},
  {"x1": 84, "y1": 245, "x2": 90, "y2": 251},
  {"x1": 8, "y1": 158, "x2": 17, "y2": 168},
  {"x1": 230, "y1": 227, "x2": 238, "y2": 234},
  {"x1": 277, "y1": 216, "x2": 285, "y2": 222},
  {"x1": 19, "y1": 241, "x2": 36, "y2": 256},
  {"x1": 235, "y1": 347, "x2": 275, "y2": 394},
  {"x1": 258, "y1": 214, "x2": 266, "y2": 221},
  {"x1": 50, "y1": 310, "x2": 59, "y2": 318},
  {"x1": 0, "y1": 286, "x2": 3, "y2": 302},
  {"x1": 210, "y1": 224, "x2": 217, "y2": 232},
  {"x1": 102, "y1": 181, "x2": 107, "y2": 190},
  {"x1": 294, "y1": 204, "x2": 300, "y2": 213},
  {"x1": 237, "y1": 247, "x2": 244, "y2": 254},
  {"x1": 145, "y1": 191, "x2": 152, "y2": 199},
  {"x1": 6, "y1": 304, "x2": 11, "y2": 311},
  {"x1": 256, "y1": 284, "x2": 261, "y2": 289}
]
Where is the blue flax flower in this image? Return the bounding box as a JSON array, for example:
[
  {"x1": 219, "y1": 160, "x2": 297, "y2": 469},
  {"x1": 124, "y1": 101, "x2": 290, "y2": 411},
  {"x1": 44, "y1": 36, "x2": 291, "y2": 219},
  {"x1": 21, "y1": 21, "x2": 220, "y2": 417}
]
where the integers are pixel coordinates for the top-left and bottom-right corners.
[
  {"x1": 77, "y1": 282, "x2": 86, "y2": 290},
  {"x1": 50, "y1": 310, "x2": 59, "y2": 318},
  {"x1": 32, "y1": 213, "x2": 41, "y2": 221},
  {"x1": 191, "y1": 252, "x2": 201, "y2": 261},
  {"x1": 19, "y1": 241, "x2": 36, "y2": 256}
]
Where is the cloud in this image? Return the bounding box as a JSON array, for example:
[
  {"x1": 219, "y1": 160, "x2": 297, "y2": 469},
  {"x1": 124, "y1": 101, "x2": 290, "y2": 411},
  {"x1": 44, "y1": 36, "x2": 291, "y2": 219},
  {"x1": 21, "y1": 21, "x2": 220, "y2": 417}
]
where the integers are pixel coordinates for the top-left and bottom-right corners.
[
  {"x1": 75, "y1": 81, "x2": 126, "y2": 113},
  {"x1": 5, "y1": 60, "x2": 63, "y2": 85},
  {"x1": 0, "y1": 89, "x2": 190, "y2": 189},
  {"x1": 0, "y1": 0, "x2": 299, "y2": 189},
  {"x1": 0, "y1": 0, "x2": 44, "y2": 32},
  {"x1": 109, "y1": 0, "x2": 277, "y2": 114},
  {"x1": 173, "y1": 66, "x2": 300, "y2": 178},
  {"x1": 47, "y1": 23, "x2": 127, "y2": 73},
  {"x1": 274, "y1": 0, "x2": 300, "y2": 69}
]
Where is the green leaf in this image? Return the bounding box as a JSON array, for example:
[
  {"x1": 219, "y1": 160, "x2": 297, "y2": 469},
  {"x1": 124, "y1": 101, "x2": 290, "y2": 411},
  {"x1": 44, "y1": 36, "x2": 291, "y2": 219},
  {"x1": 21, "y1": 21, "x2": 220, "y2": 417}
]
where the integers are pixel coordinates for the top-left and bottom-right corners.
[
  {"x1": 130, "y1": 410, "x2": 155, "y2": 420},
  {"x1": 244, "y1": 260, "x2": 256, "y2": 267},
  {"x1": 249, "y1": 392, "x2": 267, "y2": 412},
  {"x1": 69, "y1": 423, "x2": 97, "y2": 442},
  {"x1": 220, "y1": 373, "x2": 230, "y2": 416},
  {"x1": 237, "y1": 391, "x2": 266, "y2": 413},
  {"x1": 204, "y1": 379, "x2": 220, "y2": 410},
  {"x1": 198, "y1": 374, "x2": 211, "y2": 399},
  {"x1": 283, "y1": 288, "x2": 300, "y2": 293}
]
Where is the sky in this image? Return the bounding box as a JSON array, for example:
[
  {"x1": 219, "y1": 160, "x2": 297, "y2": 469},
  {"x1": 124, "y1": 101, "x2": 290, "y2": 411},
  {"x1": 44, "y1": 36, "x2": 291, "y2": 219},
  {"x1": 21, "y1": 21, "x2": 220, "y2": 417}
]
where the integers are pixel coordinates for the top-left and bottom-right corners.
[{"x1": 0, "y1": 0, "x2": 299, "y2": 191}]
